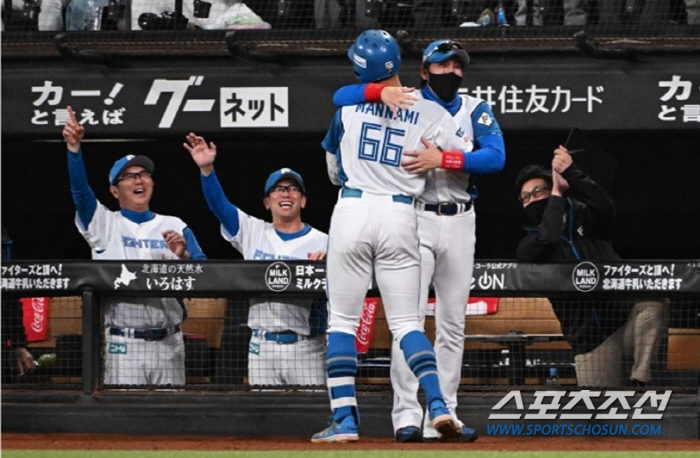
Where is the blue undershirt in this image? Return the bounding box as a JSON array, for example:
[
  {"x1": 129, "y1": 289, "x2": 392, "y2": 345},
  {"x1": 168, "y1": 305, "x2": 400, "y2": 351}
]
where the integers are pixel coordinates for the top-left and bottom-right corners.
[
  {"x1": 67, "y1": 149, "x2": 205, "y2": 260},
  {"x1": 201, "y1": 170, "x2": 312, "y2": 242}
]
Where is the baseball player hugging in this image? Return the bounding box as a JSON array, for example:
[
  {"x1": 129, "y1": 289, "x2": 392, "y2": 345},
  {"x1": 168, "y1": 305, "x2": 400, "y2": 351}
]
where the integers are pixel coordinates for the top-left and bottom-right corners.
[
  {"x1": 184, "y1": 132, "x2": 328, "y2": 386},
  {"x1": 313, "y1": 30, "x2": 474, "y2": 443},
  {"x1": 331, "y1": 38, "x2": 505, "y2": 442},
  {"x1": 63, "y1": 106, "x2": 207, "y2": 387}
]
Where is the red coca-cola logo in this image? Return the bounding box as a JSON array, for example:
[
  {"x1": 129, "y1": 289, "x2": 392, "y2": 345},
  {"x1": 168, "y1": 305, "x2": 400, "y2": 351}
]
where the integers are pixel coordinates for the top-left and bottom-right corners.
[
  {"x1": 356, "y1": 302, "x2": 376, "y2": 345},
  {"x1": 30, "y1": 298, "x2": 45, "y2": 333}
]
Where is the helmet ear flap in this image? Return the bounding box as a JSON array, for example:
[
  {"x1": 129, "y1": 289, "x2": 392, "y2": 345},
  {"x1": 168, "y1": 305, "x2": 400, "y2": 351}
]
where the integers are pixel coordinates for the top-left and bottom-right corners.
[{"x1": 348, "y1": 30, "x2": 402, "y2": 83}]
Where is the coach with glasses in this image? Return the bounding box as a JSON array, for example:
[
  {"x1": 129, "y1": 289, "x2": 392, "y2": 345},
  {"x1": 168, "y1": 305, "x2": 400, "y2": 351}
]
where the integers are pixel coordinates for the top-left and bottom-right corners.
[
  {"x1": 515, "y1": 145, "x2": 667, "y2": 388},
  {"x1": 62, "y1": 106, "x2": 206, "y2": 387},
  {"x1": 183, "y1": 132, "x2": 328, "y2": 387}
]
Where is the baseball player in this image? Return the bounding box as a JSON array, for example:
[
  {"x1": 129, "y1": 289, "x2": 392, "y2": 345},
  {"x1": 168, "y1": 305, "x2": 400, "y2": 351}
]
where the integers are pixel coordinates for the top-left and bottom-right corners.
[
  {"x1": 62, "y1": 106, "x2": 206, "y2": 386},
  {"x1": 184, "y1": 133, "x2": 328, "y2": 386},
  {"x1": 331, "y1": 40, "x2": 505, "y2": 442},
  {"x1": 312, "y1": 30, "x2": 472, "y2": 444}
]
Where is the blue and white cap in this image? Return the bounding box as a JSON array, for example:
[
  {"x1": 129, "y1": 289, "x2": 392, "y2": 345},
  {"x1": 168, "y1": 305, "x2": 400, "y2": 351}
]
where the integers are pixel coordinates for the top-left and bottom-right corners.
[
  {"x1": 422, "y1": 40, "x2": 470, "y2": 68},
  {"x1": 109, "y1": 155, "x2": 154, "y2": 185},
  {"x1": 264, "y1": 168, "x2": 306, "y2": 195}
]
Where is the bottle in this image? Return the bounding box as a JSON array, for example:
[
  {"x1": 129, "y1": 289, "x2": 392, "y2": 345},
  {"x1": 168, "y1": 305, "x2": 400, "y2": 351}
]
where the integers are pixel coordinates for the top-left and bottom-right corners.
[
  {"x1": 496, "y1": 2, "x2": 508, "y2": 26},
  {"x1": 546, "y1": 367, "x2": 560, "y2": 388},
  {"x1": 477, "y1": 8, "x2": 495, "y2": 26},
  {"x1": 86, "y1": 0, "x2": 102, "y2": 31}
]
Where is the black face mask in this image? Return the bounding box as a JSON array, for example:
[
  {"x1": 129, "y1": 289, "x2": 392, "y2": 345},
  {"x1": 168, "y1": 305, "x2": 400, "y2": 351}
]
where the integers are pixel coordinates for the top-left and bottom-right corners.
[
  {"x1": 428, "y1": 72, "x2": 463, "y2": 102},
  {"x1": 523, "y1": 197, "x2": 550, "y2": 225}
]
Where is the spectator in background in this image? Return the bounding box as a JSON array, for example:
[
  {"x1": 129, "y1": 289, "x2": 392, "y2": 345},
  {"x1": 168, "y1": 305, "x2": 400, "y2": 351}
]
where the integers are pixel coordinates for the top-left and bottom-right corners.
[
  {"x1": 412, "y1": 0, "x2": 453, "y2": 26},
  {"x1": 314, "y1": 0, "x2": 341, "y2": 28},
  {"x1": 685, "y1": 0, "x2": 699, "y2": 23},
  {"x1": 184, "y1": 132, "x2": 327, "y2": 386},
  {"x1": 596, "y1": 0, "x2": 672, "y2": 27},
  {"x1": 314, "y1": 0, "x2": 379, "y2": 29},
  {"x1": 514, "y1": 0, "x2": 588, "y2": 26},
  {"x1": 515, "y1": 146, "x2": 667, "y2": 387},
  {"x1": 1, "y1": 226, "x2": 37, "y2": 384},
  {"x1": 62, "y1": 106, "x2": 206, "y2": 386},
  {"x1": 66, "y1": 0, "x2": 130, "y2": 31},
  {"x1": 130, "y1": 0, "x2": 270, "y2": 30},
  {"x1": 2, "y1": 0, "x2": 71, "y2": 31}
]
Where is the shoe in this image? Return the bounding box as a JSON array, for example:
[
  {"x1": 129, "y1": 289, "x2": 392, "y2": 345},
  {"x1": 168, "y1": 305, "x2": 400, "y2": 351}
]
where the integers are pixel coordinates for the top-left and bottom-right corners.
[
  {"x1": 311, "y1": 417, "x2": 359, "y2": 443},
  {"x1": 459, "y1": 425, "x2": 479, "y2": 442},
  {"x1": 395, "y1": 426, "x2": 423, "y2": 443},
  {"x1": 427, "y1": 402, "x2": 461, "y2": 441},
  {"x1": 424, "y1": 425, "x2": 479, "y2": 443}
]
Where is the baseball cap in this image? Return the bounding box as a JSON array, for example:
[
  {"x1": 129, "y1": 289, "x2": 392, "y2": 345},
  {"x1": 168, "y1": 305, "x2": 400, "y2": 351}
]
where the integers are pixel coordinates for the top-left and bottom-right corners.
[
  {"x1": 264, "y1": 168, "x2": 306, "y2": 195},
  {"x1": 422, "y1": 40, "x2": 470, "y2": 68},
  {"x1": 109, "y1": 155, "x2": 155, "y2": 185}
]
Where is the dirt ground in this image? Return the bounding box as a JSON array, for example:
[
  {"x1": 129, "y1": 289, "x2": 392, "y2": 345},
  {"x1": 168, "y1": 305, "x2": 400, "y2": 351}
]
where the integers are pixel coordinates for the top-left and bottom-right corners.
[{"x1": 3, "y1": 433, "x2": 700, "y2": 451}]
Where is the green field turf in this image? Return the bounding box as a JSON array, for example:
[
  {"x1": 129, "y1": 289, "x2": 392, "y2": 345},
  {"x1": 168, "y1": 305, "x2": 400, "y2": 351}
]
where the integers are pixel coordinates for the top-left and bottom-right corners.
[{"x1": 3, "y1": 452, "x2": 700, "y2": 458}]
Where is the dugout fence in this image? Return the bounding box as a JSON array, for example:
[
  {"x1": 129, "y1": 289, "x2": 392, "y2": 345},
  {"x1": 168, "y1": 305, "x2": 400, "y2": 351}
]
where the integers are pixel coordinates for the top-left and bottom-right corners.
[{"x1": 2, "y1": 259, "x2": 698, "y2": 395}]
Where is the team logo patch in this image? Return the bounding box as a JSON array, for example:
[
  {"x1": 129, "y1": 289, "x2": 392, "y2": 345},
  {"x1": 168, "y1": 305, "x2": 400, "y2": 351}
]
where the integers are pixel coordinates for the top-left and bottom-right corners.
[
  {"x1": 353, "y1": 54, "x2": 367, "y2": 69},
  {"x1": 265, "y1": 261, "x2": 291, "y2": 292},
  {"x1": 572, "y1": 261, "x2": 599, "y2": 293},
  {"x1": 108, "y1": 342, "x2": 127, "y2": 354},
  {"x1": 477, "y1": 112, "x2": 493, "y2": 126}
]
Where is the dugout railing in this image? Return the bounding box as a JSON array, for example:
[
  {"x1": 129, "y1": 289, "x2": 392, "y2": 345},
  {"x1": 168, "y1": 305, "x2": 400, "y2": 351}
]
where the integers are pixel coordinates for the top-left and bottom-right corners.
[
  {"x1": 2, "y1": 259, "x2": 699, "y2": 393},
  {"x1": 2, "y1": 259, "x2": 699, "y2": 437}
]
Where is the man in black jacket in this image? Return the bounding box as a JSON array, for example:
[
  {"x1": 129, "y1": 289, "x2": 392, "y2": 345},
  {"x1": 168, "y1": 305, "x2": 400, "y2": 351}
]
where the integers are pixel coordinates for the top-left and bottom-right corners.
[{"x1": 515, "y1": 145, "x2": 667, "y2": 387}]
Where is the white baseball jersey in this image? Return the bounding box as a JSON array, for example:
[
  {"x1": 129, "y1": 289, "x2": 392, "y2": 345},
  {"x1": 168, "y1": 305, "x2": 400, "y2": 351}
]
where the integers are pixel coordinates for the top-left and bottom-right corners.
[
  {"x1": 222, "y1": 209, "x2": 328, "y2": 335},
  {"x1": 321, "y1": 93, "x2": 472, "y2": 346},
  {"x1": 76, "y1": 202, "x2": 193, "y2": 329},
  {"x1": 326, "y1": 94, "x2": 472, "y2": 198},
  {"x1": 420, "y1": 91, "x2": 480, "y2": 204},
  {"x1": 392, "y1": 92, "x2": 503, "y2": 437}
]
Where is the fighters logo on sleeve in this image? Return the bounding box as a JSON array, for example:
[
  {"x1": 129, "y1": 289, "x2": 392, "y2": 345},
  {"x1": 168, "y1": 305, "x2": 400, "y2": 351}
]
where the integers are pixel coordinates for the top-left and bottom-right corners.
[{"x1": 477, "y1": 113, "x2": 493, "y2": 126}]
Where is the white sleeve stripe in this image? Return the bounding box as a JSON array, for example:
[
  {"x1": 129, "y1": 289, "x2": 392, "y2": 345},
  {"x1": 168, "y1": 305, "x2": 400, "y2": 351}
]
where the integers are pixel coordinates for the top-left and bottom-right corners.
[
  {"x1": 330, "y1": 397, "x2": 358, "y2": 409},
  {"x1": 327, "y1": 377, "x2": 355, "y2": 388}
]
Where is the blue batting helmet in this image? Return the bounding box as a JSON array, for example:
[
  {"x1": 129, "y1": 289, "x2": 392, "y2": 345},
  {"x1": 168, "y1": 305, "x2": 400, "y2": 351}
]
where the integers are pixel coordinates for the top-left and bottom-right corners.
[
  {"x1": 422, "y1": 39, "x2": 470, "y2": 68},
  {"x1": 347, "y1": 30, "x2": 401, "y2": 83}
]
